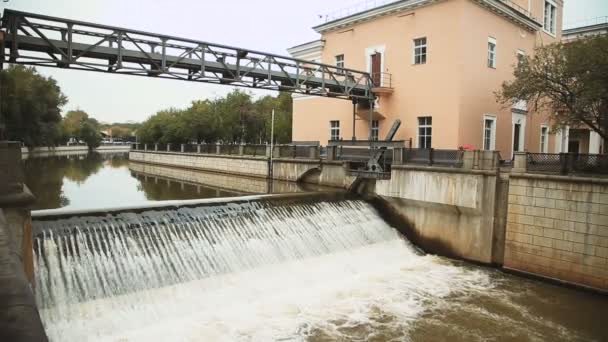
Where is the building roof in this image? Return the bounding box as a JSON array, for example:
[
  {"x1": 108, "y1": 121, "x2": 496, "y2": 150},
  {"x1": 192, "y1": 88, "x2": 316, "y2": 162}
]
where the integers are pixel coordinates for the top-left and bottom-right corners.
[
  {"x1": 286, "y1": 39, "x2": 325, "y2": 59},
  {"x1": 313, "y1": 0, "x2": 541, "y2": 34},
  {"x1": 563, "y1": 17, "x2": 608, "y2": 41}
]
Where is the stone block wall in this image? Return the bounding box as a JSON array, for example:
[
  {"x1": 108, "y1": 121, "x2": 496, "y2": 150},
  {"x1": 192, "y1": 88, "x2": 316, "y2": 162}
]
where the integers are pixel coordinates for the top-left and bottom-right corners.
[
  {"x1": 130, "y1": 151, "x2": 269, "y2": 178},
  {"x1": 504, "y1": 175, "x2": 608, "y2": 290}
]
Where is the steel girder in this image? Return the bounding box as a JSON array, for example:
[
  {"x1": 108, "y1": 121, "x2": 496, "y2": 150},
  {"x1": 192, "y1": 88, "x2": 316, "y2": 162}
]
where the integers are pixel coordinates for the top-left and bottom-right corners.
[{"x1": 0, "y1": 9, "x2": 375, "y2": 102}]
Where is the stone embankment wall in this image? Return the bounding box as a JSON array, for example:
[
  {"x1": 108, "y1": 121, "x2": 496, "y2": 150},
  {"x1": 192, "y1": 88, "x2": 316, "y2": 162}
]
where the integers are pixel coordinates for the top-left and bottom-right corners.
[
  {"x1": 129, "y1": 162, "x2": 303, "y2": 194},
  {"x1": 129, "y1": 151, "x2": 357, "y2": 189},
  {"x1": 130, "y1": 151, "x2": 270, "y2": 178},
  {"x1": 22, "y1": 145, "x2": 131, "y2": 157},
  {"x1": 504, "y1": 174, "x2": 608, "y2": 290},
  {"x1": 375, "y1": 164, "x2": 503, "y2": 265},
  {"x1": 0, "y1": 141, "x2": 48, "y2": 341}
]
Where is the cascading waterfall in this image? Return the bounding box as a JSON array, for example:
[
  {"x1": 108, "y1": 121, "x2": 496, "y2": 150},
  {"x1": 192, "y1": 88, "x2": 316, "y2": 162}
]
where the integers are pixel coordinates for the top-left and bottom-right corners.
[{"x1": 33, "y1": 199, "x2": 492, "y2": 341}]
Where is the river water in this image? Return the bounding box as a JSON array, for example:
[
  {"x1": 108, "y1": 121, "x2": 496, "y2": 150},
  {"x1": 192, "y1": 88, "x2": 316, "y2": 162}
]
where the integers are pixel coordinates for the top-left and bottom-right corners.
[
  {"x1": 26, "y1": 152, "x2": 608, "y2": 341},
  {"x1": 23, "y1": 152, "x2": 319, "y2": 211}
]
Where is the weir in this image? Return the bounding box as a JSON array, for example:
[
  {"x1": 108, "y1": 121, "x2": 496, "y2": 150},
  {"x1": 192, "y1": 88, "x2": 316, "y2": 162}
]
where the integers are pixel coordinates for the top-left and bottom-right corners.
[{"x1": 28, "y1": 194, "x2": 477, "y2": 341}]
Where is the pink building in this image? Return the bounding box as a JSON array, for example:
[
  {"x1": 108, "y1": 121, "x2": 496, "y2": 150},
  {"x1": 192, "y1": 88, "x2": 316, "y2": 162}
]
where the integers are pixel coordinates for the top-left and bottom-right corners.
[{"x1": 288, "y1": 0, "x2": 602, "y2": 158}]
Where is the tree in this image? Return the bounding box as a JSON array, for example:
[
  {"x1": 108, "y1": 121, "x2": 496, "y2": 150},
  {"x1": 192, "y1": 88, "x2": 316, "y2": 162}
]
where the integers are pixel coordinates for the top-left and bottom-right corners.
[
  {"x1": 62, "y1": 109, "x2": 90, "y2": 138},
  {"x1": 79, "y1": 120, "x2": 102, "y2": 150},
  {"x1": 0, "y1": 65, "x2": 68, "y2": 147},
  {"x1": 497, "y1": 35, "x2": 608, "y2": 152},
  {"x1": 136, "y1": 90, "x2": 293, "y2": 145}
]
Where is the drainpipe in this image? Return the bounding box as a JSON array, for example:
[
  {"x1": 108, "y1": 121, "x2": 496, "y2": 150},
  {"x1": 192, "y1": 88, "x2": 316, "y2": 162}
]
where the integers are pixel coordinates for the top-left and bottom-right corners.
[{"x1": 352, "y1": 99, "x2": 357, "y2": 141}]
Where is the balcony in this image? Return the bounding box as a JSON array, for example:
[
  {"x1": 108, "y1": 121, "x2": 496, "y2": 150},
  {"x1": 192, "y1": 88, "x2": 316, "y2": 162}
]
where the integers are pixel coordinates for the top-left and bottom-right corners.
[{"x1": 371, "y1": 72, "x2": 393, "y2": 95}]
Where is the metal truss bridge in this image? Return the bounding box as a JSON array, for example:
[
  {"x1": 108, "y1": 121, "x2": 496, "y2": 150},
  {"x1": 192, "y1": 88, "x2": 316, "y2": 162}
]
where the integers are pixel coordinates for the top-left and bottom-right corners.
[{"x1": 0, "y1": 9, "x2": 374, "y2": 102}]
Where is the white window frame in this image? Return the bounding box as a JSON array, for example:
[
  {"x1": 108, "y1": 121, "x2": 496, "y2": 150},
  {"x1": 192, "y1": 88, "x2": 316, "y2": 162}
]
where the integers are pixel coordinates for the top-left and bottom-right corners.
[
  {"x1": 511, "y1": 113, "x2": 527, "y2": 157},
  {"x1": 487, "y1": 37, "x2": 497, "y2": 69},
  {"x1": 330, "y1": 120, "x2": 340, "y2": 141},
  {"x1": 543, "y1": 0, "x2": 557, "y2": 36},
  {"x1": 335, "y1": 54, "x2": 344, "y2": 70},
  {"x1": 540, "y1": 125, "x2": 549, "y2": 153},
  {"x1": 371, "y1": 120, "x2": 380, "y2": 141},
  {"x1": 417, "y1": 116, "x2": 432, "y2": 149},
  {"x1": 412, "y1": 37, "x2": 427, "y2": 65},
  {"x1": 483, "y1": 115, "x2": 497, "y2": 151}
]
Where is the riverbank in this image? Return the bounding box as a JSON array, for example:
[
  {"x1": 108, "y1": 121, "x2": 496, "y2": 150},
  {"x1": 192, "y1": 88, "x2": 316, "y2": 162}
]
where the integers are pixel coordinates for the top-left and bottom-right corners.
[{"x1": 21, "y1": 145, "x2": 131, "y2": 158}]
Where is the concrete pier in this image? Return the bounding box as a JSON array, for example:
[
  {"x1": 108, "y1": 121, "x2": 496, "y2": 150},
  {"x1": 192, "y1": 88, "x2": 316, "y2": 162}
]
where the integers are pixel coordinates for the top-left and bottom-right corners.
[{"x1": 0, "y1": 141, "x2": 47, "y2": 342}]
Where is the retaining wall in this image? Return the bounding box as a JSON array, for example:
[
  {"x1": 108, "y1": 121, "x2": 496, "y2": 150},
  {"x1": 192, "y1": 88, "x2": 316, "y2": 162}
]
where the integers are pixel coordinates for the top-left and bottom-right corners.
[
  {"x1": 129, "y1": 162, "x2": 304, "y2": 194},
  {"x1": 504, "y1": 174, "x2": 608, "y2": 290},
  {"x1": 129, "y1": 151, "x2": 269, "y2": 178},
  {"x1": 375, "y1": 165, "x2": 504, "y2": 264},
  {"x1": 22, "y1": 145, "x2": 131, "y2": 156}
]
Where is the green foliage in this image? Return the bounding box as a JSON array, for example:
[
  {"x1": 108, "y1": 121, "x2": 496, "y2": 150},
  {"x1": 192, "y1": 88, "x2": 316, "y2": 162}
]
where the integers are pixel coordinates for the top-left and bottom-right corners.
[
  {"x1": 497, "y1": 35, "x2": 608, "y2": 148},
  {"x1": 0, "y1": 65, "x2": 68, "y2": 148},
  {"x1": 62, "y1": 109, "x2": 90, "y2": 137},
  {"x1": 137, "y1": 90, "x2": 292, "y2": 145},
  {"x1": 60, "y1": 109, "x2": 102, "y2": 150},
  {"x1": 80, "y1": 120, "x2": 102, "y2": 150}
]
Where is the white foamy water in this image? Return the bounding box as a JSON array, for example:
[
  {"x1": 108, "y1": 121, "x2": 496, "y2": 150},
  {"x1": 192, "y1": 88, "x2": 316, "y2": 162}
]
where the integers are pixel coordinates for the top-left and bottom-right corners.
[{"x1": 33, "y1": 200, "x2": 492, "y2": 341}]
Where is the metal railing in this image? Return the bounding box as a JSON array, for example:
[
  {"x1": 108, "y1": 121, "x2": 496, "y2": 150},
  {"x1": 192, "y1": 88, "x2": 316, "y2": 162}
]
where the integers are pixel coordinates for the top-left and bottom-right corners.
[
  {"x1": 395, "y1": 148, "x2": 465, "y2": 168},
  {"x1": 527, "y1": 153, "x2": 608, "y2": 175},
  {"x1": 243, "y1": 144, "x2": 267, "y2": 157},
  {"x1": 319, "y1": 0, "x2": 400, "y2": 23},
  {"x1": 131, "y1": 143, "x2": 321, "y2": 160},
  {"x1": 371, "y1": 72, "x2": 392, "y2": 88}
]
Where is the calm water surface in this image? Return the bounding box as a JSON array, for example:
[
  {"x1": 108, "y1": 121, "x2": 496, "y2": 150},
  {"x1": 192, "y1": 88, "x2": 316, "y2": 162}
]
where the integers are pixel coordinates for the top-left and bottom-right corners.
[{"x1": 23, "y1": 152, "x2": 315, "y2": 211}]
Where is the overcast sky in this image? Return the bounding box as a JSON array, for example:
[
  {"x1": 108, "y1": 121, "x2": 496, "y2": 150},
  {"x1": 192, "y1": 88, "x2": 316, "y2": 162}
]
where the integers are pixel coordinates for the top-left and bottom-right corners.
[{"x1": 1, "y1": 0, "x2": 607, "y2": 123}]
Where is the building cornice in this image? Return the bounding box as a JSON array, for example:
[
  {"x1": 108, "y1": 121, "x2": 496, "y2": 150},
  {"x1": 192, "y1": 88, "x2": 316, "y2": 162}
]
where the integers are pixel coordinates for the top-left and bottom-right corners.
[
  {"x1": 313, "y1": 0, "x2": 542, "y2": 34},
  {"x1": 563, "y1": 23, "x2": 608, "y2": 37},
  {"x1": 286, "y1": 40, "x2": 325, "y2": 58},
  {"x1": 314, "y1": 0, "x2": 445, "y2": 34},
  {"x1": 470, "y1": 0, "x2": 542, "y2": 32}
]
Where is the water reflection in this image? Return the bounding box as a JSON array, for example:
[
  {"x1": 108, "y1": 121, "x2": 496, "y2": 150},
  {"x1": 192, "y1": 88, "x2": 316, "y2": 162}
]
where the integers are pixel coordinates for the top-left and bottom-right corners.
[
  {"x1": 24, "y1": 152, "x2": 116, "y2": 209},
  {"x1": 24, "y1": 152, "x2": 329, "y2": 211},
  {"x1": 133, "y1": 173, "x2": 241, "y2": 201}
]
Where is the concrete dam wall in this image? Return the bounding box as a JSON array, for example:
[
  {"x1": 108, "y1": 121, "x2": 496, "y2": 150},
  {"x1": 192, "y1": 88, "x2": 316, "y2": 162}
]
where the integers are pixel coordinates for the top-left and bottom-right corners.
[{"x1": 127, "y1": 150, "x2": 608, "y2": 292}]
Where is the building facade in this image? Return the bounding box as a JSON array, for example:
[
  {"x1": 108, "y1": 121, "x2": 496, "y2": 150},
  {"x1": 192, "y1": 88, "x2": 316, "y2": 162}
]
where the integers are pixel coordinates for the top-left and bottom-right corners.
[{"x1": 287, "y1": 0, "x2": 584, "y2": 159}]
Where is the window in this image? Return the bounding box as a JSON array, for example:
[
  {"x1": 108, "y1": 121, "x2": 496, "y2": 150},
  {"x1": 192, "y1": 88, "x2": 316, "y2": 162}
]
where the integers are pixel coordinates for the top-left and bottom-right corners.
[
  {"x1": 418, "y1": 116, "x2": 432, "y2": 148},
  {"x1": 488, "y1": 37, "x2": 497, "y2": 68},
  {"x1": 544, "y1": 1, "x2": 557, "y2": 35},
  {"x1": 483, "y1": 116, "x2": 496, "y2": 150},
  {"x1": 413, "y1": 37, "x2": 427, "y2": 65},
  {"x1": 371, "y1": 120, "x2": 379, "y2": 141},
  {"x1": 330, "y1": 120, "x2": 340, "y2": 141},
  {"x1": 540, "y1": 125, "x2": 549, "y2": 153},
  {"x1": 516, "y1": 50, "x2": 526, "y2": 67},
  {"x1": 335, "y1": 54, "x2": 344, "y2": 70}
]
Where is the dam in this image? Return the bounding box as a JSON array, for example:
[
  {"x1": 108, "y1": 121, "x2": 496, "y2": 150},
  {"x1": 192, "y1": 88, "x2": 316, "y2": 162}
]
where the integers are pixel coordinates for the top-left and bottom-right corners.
[
  {"x1": 1, "y1": 144, "x2": 607, "y2": 341},
  {"x1": 30, "y1": 194, "x2": 608, "y2": 341}
]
